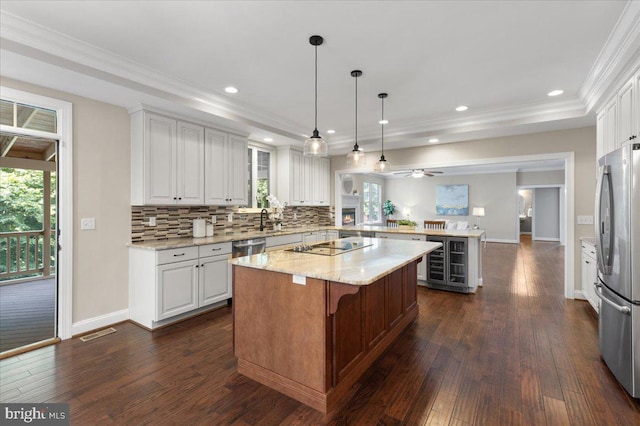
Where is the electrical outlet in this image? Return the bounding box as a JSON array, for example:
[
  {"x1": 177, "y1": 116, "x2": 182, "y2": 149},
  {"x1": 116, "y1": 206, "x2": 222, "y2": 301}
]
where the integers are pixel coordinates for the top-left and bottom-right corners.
[
  {"x1": 227, "y1": 213, "x2": 233, "y2": 222},
  {"x1": 577, "y1": 215, "x2": 594, "y2": 225},
  {"x1": 211, "y1": 215, "x2": 216, "y2": 224},
  {"x1": 81, "y1": 218, "x2": 96, "y2": 230},
  {"x1": 148, "y1": 217, "x2": 156, "y2": 226}
]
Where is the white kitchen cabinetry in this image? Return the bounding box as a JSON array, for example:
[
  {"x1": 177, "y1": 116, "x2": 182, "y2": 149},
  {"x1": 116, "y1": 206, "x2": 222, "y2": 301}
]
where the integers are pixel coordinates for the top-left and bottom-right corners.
[
  {"x1": 204, "y1": 129, "x2": 248, "y2": 205},
  {"x1": 319, "y1": 230, "x2": 339, "y2": 241},
  {"x1": 131, "y1": 111, "x2": 204, "y2": 205},
  {"x1": 313, "y1": 157, "x2": 331, "y2": 205},
  {"x1": 265, "y1": 233, "x2": 303, "y2": 252},
  {"x1": 302, "y1": 231, "x2": 319, "y2": 244},
  {"x1": 277, "y1": 146, "x2": 330, "y2": 206},
  {"x1": 581, "y1": 241, "x2": 599, "y2": 313},
  {"x1": 130, "y1": 242, "x2": 232, "y2": 329},
  {"x1": 375, "y1": 232, "x2": 428, "y2": 282},
  {"x1": 596, "y1": 67, "x2": 639, "y2": 159}
]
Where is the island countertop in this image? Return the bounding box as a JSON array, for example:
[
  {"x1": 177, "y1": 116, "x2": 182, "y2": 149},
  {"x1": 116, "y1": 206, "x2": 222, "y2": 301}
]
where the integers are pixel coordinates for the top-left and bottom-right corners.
[{"x1": 230, "y1": 237, "x2": 442, "y2": 285}]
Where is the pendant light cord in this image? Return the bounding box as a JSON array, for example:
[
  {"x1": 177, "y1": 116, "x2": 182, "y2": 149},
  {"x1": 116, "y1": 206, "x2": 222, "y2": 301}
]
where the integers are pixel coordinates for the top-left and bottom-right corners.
[
  {"x1": 355, "y1": 74, "x2": 358, "y2": 149},
  {"x1": 314, "y1": 44, "x2": 318, "y2": 131},
  {"x1": 381, "y1": 96, "x2": 385, "y2": 156}
]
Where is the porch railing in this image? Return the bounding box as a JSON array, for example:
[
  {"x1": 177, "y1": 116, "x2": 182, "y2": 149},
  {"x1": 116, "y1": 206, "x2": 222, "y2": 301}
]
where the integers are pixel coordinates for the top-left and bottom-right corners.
[{"x1": 0, "y1": 230, "x2": 55, "y2": 282}]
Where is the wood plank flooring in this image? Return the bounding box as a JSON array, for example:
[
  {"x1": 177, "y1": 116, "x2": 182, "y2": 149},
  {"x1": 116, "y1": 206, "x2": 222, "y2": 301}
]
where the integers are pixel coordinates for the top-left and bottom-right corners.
[
  {"x1": 2, "y1": 240, "x2": 640, "y2": 424},
  {"x1": 0, "y1": 278, "x2": 55, "y2": 353}
]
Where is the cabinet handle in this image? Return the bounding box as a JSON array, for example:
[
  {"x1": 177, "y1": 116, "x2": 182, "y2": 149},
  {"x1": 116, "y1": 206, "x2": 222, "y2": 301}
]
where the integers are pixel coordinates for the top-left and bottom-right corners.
[
  {"x1": 412, "y1": 238, "x2": 420, "y2": 241},
  {"x1": 173, "y1": 253, "x2": 185, "y2": 257},
  {"x1": 178, "y1": 197, "x2": 182, "y2": 200},
  {"x1": 585, "y1": 260, "x2": 590, "y2": 264},
  {"x1": 201, "y1": 264, "x2": 204, "y2": 267},
  {"x1": 195, "y1": 265, "x2": 199, "y2": 268},
  {"x1": 211, "y1": 248, "x2": 222, "y2": 251},
  {"x1": 173, "y1": 197, "x2": 177, "y2": 200}
]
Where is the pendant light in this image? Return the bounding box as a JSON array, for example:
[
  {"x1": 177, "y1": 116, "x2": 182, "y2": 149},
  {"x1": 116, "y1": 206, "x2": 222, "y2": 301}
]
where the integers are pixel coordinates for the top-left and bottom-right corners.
[
  {"x1": 373, "y1": 93, "x2": 390, "y2": 173},
  {"x1": 303, "y1": 35, "x2": 328, "y2": 157},
  {"x1": 347, "y1": 70, "x2": 365, "y2": 165}
]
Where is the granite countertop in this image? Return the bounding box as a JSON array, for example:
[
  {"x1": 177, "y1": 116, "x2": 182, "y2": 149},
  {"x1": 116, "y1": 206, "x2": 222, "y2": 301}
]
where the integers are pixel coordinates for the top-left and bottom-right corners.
[
  {"x1": 128, "y1": 224, "x2": 484, "y2": 251},
  {"x1": 229, "y1": 237, "x2": 442, "y2": 286},
  {"x1": 127, "y1": 225, "x2": 337, "y2": 250},
  {"x1": 337, "y1": 225, "x2": 486, "y2": 239},
  {"x1": 580, "y1": 236, "x2": 596, "y2": 246}
]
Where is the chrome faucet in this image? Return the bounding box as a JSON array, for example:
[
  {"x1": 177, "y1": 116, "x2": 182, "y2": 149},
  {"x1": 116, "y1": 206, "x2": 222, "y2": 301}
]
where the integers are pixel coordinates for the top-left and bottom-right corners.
[{"x1": 260, "y1": 208, "x2": 268, "y2": 231}]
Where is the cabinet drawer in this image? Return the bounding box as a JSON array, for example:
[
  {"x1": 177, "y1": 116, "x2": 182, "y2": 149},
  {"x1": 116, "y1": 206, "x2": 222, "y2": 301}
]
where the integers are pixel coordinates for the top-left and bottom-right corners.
[
  {"x1": 267, "y1": 233, "x2": 302, "y2": 247},
  {"x1": 581, "y1": 243, "x2": 597, "y2": 259},
  {"x1": 199, "y1": 242, "x2": 232, "y2": 257},
  {"x1": 157, "y1": 246, "x2": 198, "y2": 264}
]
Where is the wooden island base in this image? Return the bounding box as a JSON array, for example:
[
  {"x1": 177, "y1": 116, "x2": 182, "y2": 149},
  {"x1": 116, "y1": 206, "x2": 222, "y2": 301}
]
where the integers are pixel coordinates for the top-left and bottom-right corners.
[{"x1": 233, "y1": 260, "x2": 420, "y2": 413}]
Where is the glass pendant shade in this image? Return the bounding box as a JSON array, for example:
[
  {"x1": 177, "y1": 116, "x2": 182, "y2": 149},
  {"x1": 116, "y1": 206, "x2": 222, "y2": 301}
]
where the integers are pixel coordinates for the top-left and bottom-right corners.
[
  {"x1": 347, "y1": 145, "x2": 365, "y2": 165},
  {"x1": 303, "y1": 131, "x2": 328, "y2": 157},
  {"x1": 373, "y1": 155, "x2": 389, "y2": 173}
]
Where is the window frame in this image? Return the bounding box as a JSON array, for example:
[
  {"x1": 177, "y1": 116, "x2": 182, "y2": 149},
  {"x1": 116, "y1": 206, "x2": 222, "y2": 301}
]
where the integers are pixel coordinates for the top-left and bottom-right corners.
[
  {"x1": 363, "y1": 181, "x2": 382, "y2": 224},
  {"x1": 247, "y1": 142, "x2": 276, "y2": 209}
]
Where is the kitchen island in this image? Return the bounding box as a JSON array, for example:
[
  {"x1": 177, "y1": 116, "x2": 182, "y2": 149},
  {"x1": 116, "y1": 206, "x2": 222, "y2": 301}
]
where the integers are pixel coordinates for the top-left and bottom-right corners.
[{"x1": 230, "y1": 237, "x2": 441, "y2": 413}]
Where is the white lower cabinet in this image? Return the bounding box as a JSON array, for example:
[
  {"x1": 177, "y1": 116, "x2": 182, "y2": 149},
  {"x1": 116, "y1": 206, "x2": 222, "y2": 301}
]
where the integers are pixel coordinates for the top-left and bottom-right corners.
[
  {"x1": 581, "y1": 241, "x2": 599, "y2": 313},
  {"x1": 319, "y1": 230, "x2": 339, "y2": 241},
  {"x1": 375, "y1": 232, "x2": 428, "y2": 282},
  {"x1": 130, "y1": 243, "x2": 232, "y2": 329},
  {"x1": 302, "y1": 231, "x2": 319, "y2": 244}
]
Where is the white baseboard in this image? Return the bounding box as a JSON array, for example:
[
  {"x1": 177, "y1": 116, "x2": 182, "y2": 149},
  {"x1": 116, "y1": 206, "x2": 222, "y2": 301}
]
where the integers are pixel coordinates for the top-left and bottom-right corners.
[
  {"x1": 486, "y1": 238, "x2": 519, "y2": 244},
  {"x1": 574, "y1": 290, "x2": 586, "y2": 300},
  {"x1": 71, "y1": 309, "x2": 129, "y2": 337},
  {"x1": 533, "y1": 237, "x2": 561, "y2": 242}
]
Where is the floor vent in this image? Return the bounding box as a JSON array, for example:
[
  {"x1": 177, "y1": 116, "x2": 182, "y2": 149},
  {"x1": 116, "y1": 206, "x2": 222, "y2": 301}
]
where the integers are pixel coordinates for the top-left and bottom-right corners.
[{"x1": 79, "y1": 327, "x2": 117, "y2": 342}]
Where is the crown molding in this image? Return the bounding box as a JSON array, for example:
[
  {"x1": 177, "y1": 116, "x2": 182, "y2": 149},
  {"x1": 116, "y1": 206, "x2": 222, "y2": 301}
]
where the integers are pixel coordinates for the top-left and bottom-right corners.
[
  {"x1": 0, "y1": 11, "x2": 306, "y2": 139},
  {"x1": 580, "y1": 0, "x2": 640, "y2": 113}
]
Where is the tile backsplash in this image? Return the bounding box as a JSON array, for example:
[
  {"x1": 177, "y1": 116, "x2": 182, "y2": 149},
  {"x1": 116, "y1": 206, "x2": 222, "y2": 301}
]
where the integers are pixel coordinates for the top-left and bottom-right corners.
[{"x1": 131, "y1": 205, "x2": 334, "y2": 241}]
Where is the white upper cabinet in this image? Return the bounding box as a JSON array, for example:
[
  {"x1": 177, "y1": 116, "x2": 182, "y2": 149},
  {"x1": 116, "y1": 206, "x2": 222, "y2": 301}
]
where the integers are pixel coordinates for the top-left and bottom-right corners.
[
  {"x1": 131, "y1": 109, "x2": 247, "y2": 206},
  {"x1": 596, "y1": 66, "x2": 639, "y2": 160},
  {"x1": 277, "y1": 146, "x2": 331, "y2": 206},
  {"x1": 176, "y1": 122, "x2": 205, "y2": 205},
  {"x1": 204, "y1": 129, "x2": 248, "y2": 205},
  {"x1": 131, "y1": 111, "x2": 204, "y2": 205}
]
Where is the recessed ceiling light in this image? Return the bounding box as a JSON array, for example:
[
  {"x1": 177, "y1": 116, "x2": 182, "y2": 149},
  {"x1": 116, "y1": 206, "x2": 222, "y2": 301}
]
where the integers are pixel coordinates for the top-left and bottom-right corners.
[
  {"x1": 224, "y1": 86, "x2": 238, "y2": 94},
  {"x1": 326, "y1": 129, "x2": 336, "y2": 134},
  {"x1": 548, "y1": 89, "x2": 564, "y2": 97},
  {"x1": 263, "y1": 137, "x2": 273, "y2": 142},
  {"x1": 429, "y1": 138, "x2": 439, "y2": 143},
  {"x1": 455, "y1": 105, "x2": 468, "y2": 112},
  {"x1": 379, "y1": 119, "x2": 389, "y2": 125}
]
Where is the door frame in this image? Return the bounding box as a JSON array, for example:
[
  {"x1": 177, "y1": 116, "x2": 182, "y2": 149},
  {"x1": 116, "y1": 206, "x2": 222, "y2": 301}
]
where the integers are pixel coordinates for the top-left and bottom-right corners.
[
  {"x1": 516, "y1": 184, "x2": 565, "y2": 244},
  {"x1": 0, "y1": 86, "x2": 73, "y2": 340}
]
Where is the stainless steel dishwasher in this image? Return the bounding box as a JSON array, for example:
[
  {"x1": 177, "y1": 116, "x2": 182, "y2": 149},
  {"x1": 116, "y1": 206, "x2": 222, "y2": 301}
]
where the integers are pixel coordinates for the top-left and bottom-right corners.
[{"x1": 232, "y1": 238, "x2": 267, "y2": 258}]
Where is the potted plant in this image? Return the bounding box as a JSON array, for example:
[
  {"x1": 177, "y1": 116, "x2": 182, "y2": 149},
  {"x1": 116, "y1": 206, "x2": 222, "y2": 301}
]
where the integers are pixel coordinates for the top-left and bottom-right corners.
[
  {"x1": 397, "y1": 219, "x2": 417, "y2": 230},
  {"x1": 266, "y1": 194, "x2": 286, "y2": 231},
  {"x1": 383, "y1": 200, "x2": 396, "y2": 217}
]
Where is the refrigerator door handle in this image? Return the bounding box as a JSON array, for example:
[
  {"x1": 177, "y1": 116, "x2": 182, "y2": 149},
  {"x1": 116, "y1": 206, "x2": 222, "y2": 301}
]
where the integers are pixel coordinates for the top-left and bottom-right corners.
[
  {"x1": 594, "y1": 282, "x2": 630, "y2": 314},
  {"x1": 594, "y1": 165, "x2": 614, "y2": 275}
]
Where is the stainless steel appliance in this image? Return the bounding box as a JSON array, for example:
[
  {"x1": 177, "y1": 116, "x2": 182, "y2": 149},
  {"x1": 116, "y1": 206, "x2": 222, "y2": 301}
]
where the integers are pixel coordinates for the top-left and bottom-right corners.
[
  {"x1": 339, "y1": 230, "x2": 375, "y2": 238},
  {"x1": 232, "y1": 238, "x2": 267, "y2": 258},
  {"x1": 595, "y1": 143, "x2": 640, "y2": 398}
]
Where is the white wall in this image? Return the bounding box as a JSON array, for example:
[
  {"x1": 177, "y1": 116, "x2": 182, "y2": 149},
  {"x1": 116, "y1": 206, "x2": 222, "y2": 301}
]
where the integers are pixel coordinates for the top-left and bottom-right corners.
[
  {"x1": 384, "y1": 172, "x2": 517, "y2": 242},
  {"x1": 534, "y1": 188, "x2": 560, "y2": 241}
]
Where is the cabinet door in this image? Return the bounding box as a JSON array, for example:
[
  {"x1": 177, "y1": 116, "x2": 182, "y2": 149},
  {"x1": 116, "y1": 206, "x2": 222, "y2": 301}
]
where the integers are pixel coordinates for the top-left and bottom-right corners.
[
  {"x1": 447, "y1": 238, "x2": 468, "y2": 287},
  {"x1": 581, "y1": 251, "x2": 599, "y2": 313},
  {"x1": 145, "y1": 113, "x2": 176, "y2": 204},
  {"x1": 176, "y1": 122, "x2": 204, "y2": 205},
  {"x1": 290, "y1": 150, "x2": 304, "y2": 205},
  {"x1": 617, "y1": 78, "x2": 635, "y2": 147},
  {"x1": 313, "y1": 157, "x2": 330, "y2": 205},
  {"x1": 604, "y1": 98, "x2": 617, "y2": 155},
  {"x1": 204, "y1": 129, "x2": 229, "y2": 204},
  {"x1": 326, "y1": 230, "x2": 339, "y2": 241},
  {"x1": 596, "y1": 111, "x2": 605, "y2": 164},
  {"x1": 199, "y1": 255, "x2": 231, "y2": 307},
  {"x1": 157, "y1": 259, "x2": 198, "y2": 321},
  {"x1": 302, "y1": 232, "x2": 318, "y2": 244},
  {"x1": 302, "y1": 155, "x2": 314, "y2": 204},
  {"x1": 227, "y1": 135, "x2": 248, "y2": 205},
  {"x1": 635, "y1": 70, "x2": 640, "y2": 142}
]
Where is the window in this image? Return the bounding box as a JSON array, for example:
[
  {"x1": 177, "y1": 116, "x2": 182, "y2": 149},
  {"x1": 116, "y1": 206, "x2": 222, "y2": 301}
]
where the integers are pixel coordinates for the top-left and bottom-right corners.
[
  {"x1": 363, "y1": 182, "x2": 381, "y2": 224},
  {"x1": 247, "y1": 145, "x2": 273, "y2": 208}
]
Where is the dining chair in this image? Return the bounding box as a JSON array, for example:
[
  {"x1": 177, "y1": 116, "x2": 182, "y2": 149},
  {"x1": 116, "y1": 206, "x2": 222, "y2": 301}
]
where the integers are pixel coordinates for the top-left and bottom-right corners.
[{"x1": 424, "y1": 220, "x2": 446, "y2": 230}]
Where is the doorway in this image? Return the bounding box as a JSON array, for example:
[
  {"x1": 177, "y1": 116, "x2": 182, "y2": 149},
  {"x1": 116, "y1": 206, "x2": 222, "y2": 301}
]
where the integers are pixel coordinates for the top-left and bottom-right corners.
[
  {"x1": 517, "y1": 185, "x2": 565, "y2": 245},
  {"x1": 0, "y1": 88, "x2": 72, "y2": 355}
]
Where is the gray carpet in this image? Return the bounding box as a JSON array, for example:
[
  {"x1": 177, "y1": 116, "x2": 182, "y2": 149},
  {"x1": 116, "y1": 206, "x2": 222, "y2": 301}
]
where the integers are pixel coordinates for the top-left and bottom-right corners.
[{"x1": 0, "y1": 278, "x2": 56, "y2": 353}]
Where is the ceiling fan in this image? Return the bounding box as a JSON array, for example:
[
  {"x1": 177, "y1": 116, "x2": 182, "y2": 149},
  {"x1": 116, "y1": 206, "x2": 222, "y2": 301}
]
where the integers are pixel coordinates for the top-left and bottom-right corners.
[{"x1": 393, "y1": 168, "x2": 443, "y2": 178}]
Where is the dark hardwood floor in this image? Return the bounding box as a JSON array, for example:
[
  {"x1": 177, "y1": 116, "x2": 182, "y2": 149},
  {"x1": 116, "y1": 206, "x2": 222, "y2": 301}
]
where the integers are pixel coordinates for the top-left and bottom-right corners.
[{"x1": 2, "y1": 239, "x2": 640, "y2": 425}]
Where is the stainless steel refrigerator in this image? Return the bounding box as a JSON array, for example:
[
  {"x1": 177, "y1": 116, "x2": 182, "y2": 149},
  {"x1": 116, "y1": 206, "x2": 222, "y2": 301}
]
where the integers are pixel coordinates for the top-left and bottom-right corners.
[{"x1": 595, "y1": 142, "x2": 640, "y2": 398}]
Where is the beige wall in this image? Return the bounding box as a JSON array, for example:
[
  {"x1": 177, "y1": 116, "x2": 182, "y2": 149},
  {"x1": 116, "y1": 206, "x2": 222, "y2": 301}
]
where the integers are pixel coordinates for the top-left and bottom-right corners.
[
  {"x1": 331, "y1": 126, "x2": 597, "y2": 295},
  {"x1": 517, "y1": 170, "x2": 565, "y2": 186},
  {"x1": 385, "y1": 172, "x2": 517, "y2": 241},
  {"x1": 2, "y1": 77, "x2": 131, "y2": 324}
]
